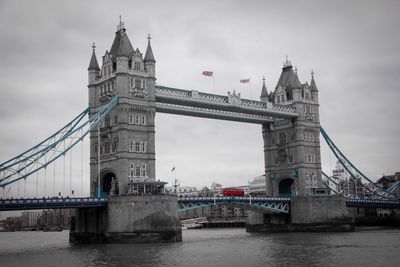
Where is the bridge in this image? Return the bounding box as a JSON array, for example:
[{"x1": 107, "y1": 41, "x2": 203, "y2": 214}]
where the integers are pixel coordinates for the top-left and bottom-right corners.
[
  {"x1": 1, "y1": 196, "x2": 399, "y2": 213},
  {"x1": 1, "y1": 20, "x2": 399, "y2": 242}
]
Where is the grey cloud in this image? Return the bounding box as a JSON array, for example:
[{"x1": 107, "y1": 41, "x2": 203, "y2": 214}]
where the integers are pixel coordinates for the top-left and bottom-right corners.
[{"x1": 0, "y1": 0, "x2": 399, "y2": 198}]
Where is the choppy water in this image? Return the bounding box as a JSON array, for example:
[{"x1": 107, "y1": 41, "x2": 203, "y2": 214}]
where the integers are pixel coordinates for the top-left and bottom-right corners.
[{"x1": 0, "y1": 228, "x2": 399, "y2": 266}]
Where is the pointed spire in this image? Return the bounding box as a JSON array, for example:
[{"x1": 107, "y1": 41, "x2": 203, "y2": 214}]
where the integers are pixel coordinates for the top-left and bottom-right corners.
[
  {"x1": 293, "y1": 69, "x2": 302, "y2": 88},
  {"x1": 310, "y1": 69, "x2": 318, "y2": 92},
  {"x1": 117, "y1": 15, "x2": 125, "y2": 31},
  {"x1": 283, "y1": 55, "x2": 292, "y2": 68},
  {"x1": 88, "y1": 42, "x2": 100, "y2": 71},
  {"x1": 110, "y1": 17, "x2": 134, "y2": 58},
  {"x1": 260, "y1": 76, "x2": 269, "y2": 100},
  {"x1": 144, "y1": 34, "x2": 156, "y2": 63}
]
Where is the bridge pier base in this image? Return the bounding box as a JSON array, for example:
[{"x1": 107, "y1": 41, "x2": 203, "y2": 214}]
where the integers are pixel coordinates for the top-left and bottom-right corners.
[
  {"x1": 70, "y1": 195, "x2": 182, "y2": 243},
  {"x1": 246, "y1": 196, "x2": 354, "y2": 232}
]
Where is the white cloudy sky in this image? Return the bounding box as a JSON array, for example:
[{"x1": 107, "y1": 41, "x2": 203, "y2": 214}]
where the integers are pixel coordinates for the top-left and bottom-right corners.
[{"x1": 0, "y1": 0, "x2": 399, "y2": 199}]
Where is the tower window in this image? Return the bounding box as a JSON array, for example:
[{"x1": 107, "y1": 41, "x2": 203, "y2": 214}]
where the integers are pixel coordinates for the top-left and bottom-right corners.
[
  {"x1": 129, "y1": 114, "x2": 134, "y2": 124},
  {"x1": 129, "y1": 141, "x2": 134, "y2": 152},
  {"x1": 135, "y1": 166, "x2": 141, "y2": 177},
  {"x1": 278, "y1": 132, "x2": 287, "y2": 146},
  {"x1": 141, "y1": 163, "x2": 147, "y2": 177},
  {"x1": 104, "y1": 114, "x2": 110, "y2": 127},
  {"x1": 135, "y1": 141, "x2": 140, "y2": 152},
  {"x1": 134, "y1": 62, "x2": 141, "y2": 70},
  {"x1": 140, "y1": 142, "x2": 146, "y2": 152},
  {"x1": 112, "y1": 138, "x2": 118, "y2": 153},
  {"x1": 141, "y1": 115, "x2": 146, "y2": 125},
  {"x1": 135, "y1": 79, "x2": 142, "y2": 89}
]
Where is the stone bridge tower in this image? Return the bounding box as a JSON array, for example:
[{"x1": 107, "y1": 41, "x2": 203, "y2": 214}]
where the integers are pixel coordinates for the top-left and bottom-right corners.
[
  {"x1": 261, "y1": 58, "x2": 322, "y2": 197},
  {"x1": 87, "y1": 20, "x2": 160, "y2": 197}
]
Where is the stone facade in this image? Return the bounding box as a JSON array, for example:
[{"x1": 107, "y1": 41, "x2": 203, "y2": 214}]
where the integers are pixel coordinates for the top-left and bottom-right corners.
[
  {"x1": 88, "y1": 21, "x2": 156, "y2": 197},
  {"x1": 261, "y1": 61, "x2": 322, "y2": 197},
  {"x1": 246, "y1": 196, "x2": 355, "y2": 232},
  {"x1": 70, "y1": 195, "x2": 182, "y2": 243}
]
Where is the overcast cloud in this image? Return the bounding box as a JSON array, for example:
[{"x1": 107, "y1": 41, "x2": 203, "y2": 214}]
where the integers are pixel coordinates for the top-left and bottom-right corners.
[{"x1": 0, "y1": 0, "x2": 399, "y2": 199}]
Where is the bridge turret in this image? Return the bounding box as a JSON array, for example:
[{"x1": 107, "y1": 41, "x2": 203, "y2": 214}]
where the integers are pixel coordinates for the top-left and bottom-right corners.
[
  {"x1": 291, "y1": 67, "x2": 303, "y2": 102},
  {"x1": 144, "y1": 34, "x2": 156, "y2": 78},
  {"x1": 310, "y1": 70, "x2": 319, "y2": 104},
  {"x1": 260, "y1": 76, "x2": 269, "y2": 102},
  {"x1": 111, "y1": 20, "x2": 133, "y2": 74},
  {"x1": 88, "y1": 43, "x2": 100, "y2": 107}
]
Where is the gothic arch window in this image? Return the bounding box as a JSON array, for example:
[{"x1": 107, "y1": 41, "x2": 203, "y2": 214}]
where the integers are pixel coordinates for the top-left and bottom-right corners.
[
  {"x1": 141, "y1": 114, "x2": 146, "y2": 125},
  {"x1": 135, "y1": 165, "x2": 141, "y2": 177},
  {"x1": 140, "y1": 142, "x2": 146, "y2": 152},
  {"x1": 129, "y1": 141, "x2": 134, "y2": 152},
  {"x1": 141, "y1": 163, "x2": 147, "y2": 177},
  {"x1": 134, "y1": 62, "x2": 141, "y2": 70},
  {"x1": 135, "y1": 78, "x2": 141, "y2": 89},
  {"x1": 135, "y1": 141, "x2": 140, "y2": 152},
  {"x1": 104, "y1": 114, "x2": 110, "y2": 127}
]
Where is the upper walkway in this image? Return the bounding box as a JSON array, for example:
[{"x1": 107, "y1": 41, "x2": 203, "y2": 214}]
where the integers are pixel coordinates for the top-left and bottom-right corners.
[{"x1": 155, "y1": 85, "x2": 298, "y2": 124}]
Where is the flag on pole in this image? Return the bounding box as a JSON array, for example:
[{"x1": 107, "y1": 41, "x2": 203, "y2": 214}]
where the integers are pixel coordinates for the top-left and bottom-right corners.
[
  {"x1": 171, "y1": 166, "x2": 175, "y2": 172},
  {"x1": 202, "y1": 71, "x2": 213, "y2": 77},
  {"x1": 240, "y1": 79, "x2": 250, "y2": 83}
]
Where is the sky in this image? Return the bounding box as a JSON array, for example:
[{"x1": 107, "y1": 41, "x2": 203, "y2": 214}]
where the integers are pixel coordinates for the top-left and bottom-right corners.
[{"x1": 0, "y1": 0, "x2": 399, "y2": 200}]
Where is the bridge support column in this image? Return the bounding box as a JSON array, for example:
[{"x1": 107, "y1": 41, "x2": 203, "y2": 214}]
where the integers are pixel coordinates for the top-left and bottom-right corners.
[
  {"x1": 246, "y1": 211, "x2": 289, "y2": 232},
  {"x1": 69, "y1": 207, "x2": 107, "y2": 243},
  {"x1": 70, "y1": 195, "x2": 182, "y2": 243},
  {"x1": 246, "y1": 196, "x2": 354, "y2": 233}
]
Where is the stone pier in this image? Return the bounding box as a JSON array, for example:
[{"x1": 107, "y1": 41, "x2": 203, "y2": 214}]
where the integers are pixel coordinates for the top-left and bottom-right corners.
[
  {"x1": 70, "y1": 195, "x2": 182, "y2": 243},
  {"x1": 246, "y1": 196, "x2": 354, "y2": 232}
]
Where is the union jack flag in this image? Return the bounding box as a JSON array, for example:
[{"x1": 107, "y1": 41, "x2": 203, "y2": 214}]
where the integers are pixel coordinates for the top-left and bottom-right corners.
[
  {"x1": 240, "y1": 79, "x2": 250, "y2": 83},
  {"x1": 202, "y1": 71, "x2": 213, "y2": 77}
]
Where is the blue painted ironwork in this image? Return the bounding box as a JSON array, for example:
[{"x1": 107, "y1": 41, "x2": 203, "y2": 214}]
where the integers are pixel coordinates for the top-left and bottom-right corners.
[
  {"x1": 0, "y1": 197, "x2": 107, "y2": 211},
  {"x1": 178, "y1": 196, "x2": 290, "y2": 214},
  {"x1": 0, "y1": 96, "x2": 119, "y2": 188},
  {"x1": 321, "y1": 171, "x2": 341, "y2": 195},
  {"x1": 320, "y1": 126, "x2": 396, "y2": 199},
  {"x1": 1, "y1": 196, "x2": 399, "y2": 212},
  {"x1": 346, "y1": 198, "x2": 400, "y2": 209}
]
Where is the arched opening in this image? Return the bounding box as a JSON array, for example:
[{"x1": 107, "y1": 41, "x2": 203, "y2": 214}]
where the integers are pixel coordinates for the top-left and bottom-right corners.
[
  {"x1": 278, "y1": 178, "x2": 295, "y2": 197},
  {"x1": 101, "y1": 172, "x2": 118, "y2": 197}
]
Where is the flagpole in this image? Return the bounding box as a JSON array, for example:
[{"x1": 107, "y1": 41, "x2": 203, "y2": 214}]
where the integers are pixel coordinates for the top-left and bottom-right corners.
[
  {"x1": 250, "y1": 80, "x2": 252, "y2": 100},
  {"x1": 213, "y1": 74, "x2": 215, "y2": 94}
]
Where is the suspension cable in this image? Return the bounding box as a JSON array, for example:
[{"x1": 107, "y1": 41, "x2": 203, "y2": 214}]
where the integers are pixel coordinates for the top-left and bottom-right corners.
[
  {"x1": 35, "y1": 171, "x2": 38, "y2": 197},
  {"x1": 53, "y1": 157, "x2": 56, "y2": 196},
  {"x1": 81, "y1": 128, "x2": 83, "y2": 197},
  {"x1": 0, "y1": 96, "x2": 118, "y2": 188},
  {"x1": 44, "y1": 154, "x2": 47, "y2": 197},
  {"x1": 70, "y1": 149, "x2": 72, "y2": 196},
  {"x1": 63, "y1": 141, "x2": 65, "y2": 196},
  {"x1": 320, "y1": 126, "x2": 395, "y2": 198}
]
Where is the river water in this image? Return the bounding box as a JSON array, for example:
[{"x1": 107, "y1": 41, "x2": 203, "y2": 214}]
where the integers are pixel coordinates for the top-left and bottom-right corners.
[{"x1": 0, "y1": 228, "x2": 399, "y2": 266}]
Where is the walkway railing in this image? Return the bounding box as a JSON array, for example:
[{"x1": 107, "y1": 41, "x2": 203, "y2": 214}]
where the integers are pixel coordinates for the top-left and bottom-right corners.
[{"x1": 0, "y1": 197, "x2": 108, "y2": 211}]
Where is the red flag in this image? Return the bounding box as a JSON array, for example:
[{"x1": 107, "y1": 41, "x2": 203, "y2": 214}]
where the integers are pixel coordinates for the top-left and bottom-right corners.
[
  {"x1": 240, "y1": 79, "x2": 250, "y2": 83},
  {"x1": 202, "y1": 71, "x2": 213, "y2": 77}
]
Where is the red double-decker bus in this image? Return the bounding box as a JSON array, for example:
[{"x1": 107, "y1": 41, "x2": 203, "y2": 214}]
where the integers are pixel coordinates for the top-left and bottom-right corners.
[{"x1": 221, "y1": 187, "x2": 245, "y2": 196}]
